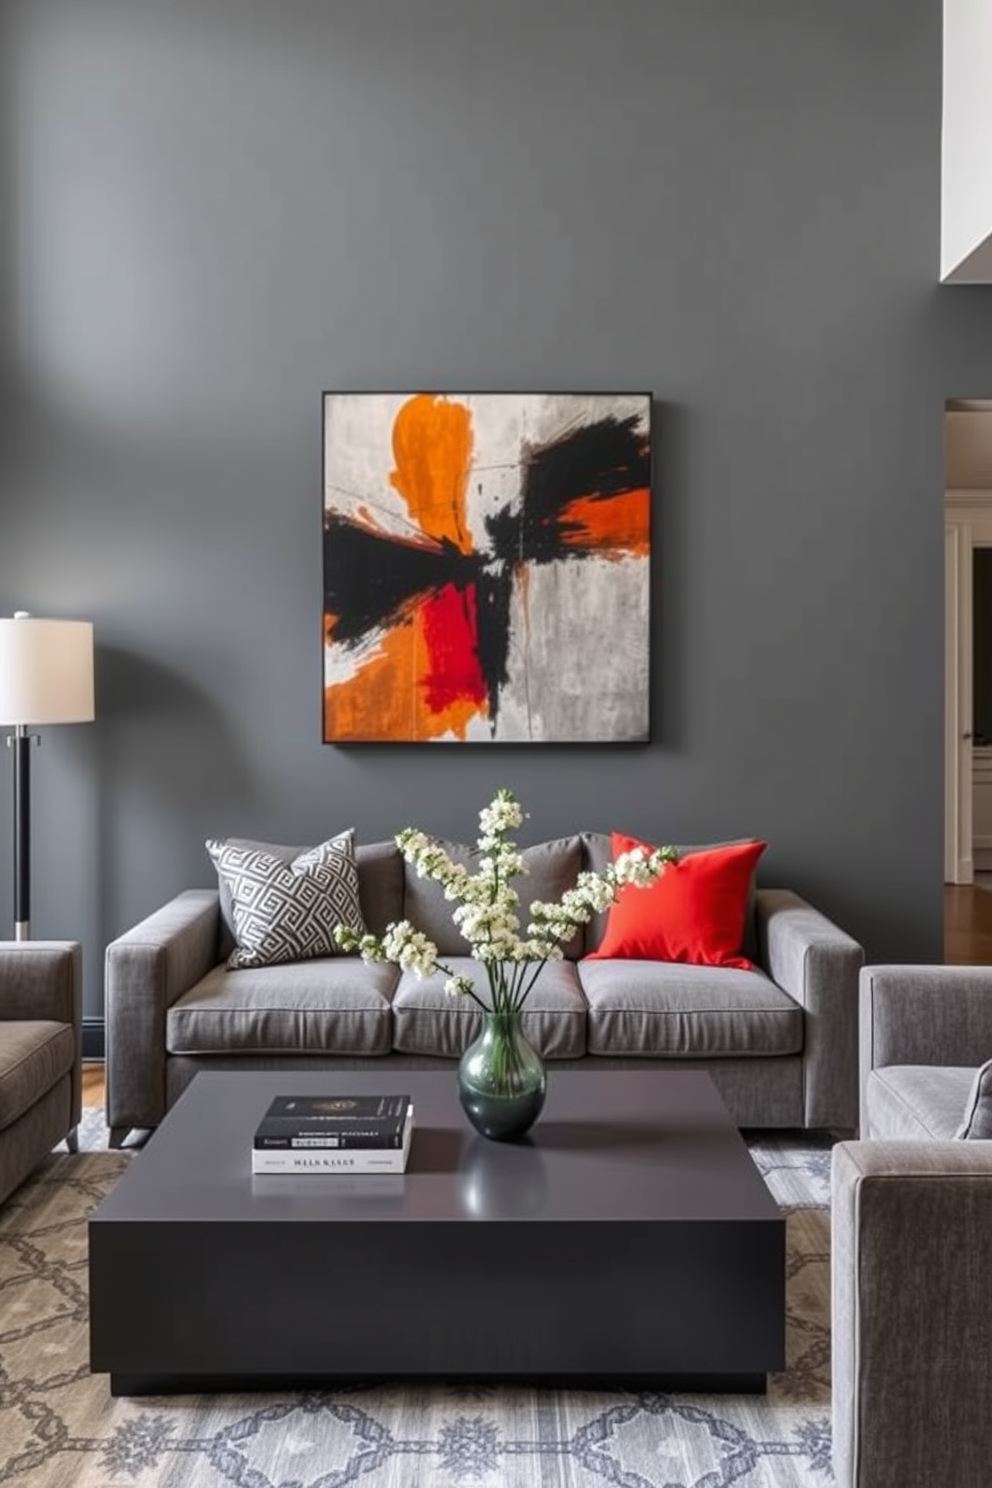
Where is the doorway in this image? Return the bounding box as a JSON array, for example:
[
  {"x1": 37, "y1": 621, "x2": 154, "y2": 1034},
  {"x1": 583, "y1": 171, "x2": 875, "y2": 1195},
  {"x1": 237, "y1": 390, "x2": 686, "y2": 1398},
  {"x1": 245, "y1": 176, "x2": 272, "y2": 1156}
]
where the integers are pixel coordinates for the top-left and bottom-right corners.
[{"x1": 945, "y1": 400, "x2": 992, "y2": 884}]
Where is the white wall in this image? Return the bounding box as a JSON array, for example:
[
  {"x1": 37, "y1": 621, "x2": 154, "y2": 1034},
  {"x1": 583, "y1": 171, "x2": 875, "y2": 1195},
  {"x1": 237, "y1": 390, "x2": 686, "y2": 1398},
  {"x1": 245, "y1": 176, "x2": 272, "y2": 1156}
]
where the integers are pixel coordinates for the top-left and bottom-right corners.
[{"x1": 942, "y1": 0, "x2": 992, "y2": 281}]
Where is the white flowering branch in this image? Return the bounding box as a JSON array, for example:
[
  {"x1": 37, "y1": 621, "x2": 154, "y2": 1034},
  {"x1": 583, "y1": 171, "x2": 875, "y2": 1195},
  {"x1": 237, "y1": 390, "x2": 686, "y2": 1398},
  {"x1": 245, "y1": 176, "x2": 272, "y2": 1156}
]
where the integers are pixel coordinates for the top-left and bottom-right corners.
[{"x1": 335, "y1": 787, "x2": 677, "y2": 1016}]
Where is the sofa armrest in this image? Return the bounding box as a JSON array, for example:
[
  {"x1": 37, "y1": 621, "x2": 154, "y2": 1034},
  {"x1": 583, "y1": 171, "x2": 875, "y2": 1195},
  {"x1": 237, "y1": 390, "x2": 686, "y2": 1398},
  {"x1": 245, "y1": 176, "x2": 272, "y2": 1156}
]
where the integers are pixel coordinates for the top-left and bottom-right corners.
[
  {"x1": 755, "y1": 889, "x2": 864, "y2": 1130},
  {"x1": 832, "y1": 1139, "x2": 992, "y2": 1488},
  {"x1": 0, "y1": 941, "x2": 82, "y2": 1026},
  {"x1": 0, "y1": 941, "x2": 82, "y2": 1128},
  {"x1": 105, "y1": 890, "x2": 221, "y2": 1134}
]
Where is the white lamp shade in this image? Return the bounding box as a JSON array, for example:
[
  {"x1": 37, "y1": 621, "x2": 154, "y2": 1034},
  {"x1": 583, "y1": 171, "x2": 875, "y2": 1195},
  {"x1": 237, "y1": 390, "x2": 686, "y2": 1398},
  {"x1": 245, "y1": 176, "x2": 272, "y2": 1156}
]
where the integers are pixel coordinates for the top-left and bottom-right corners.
[{"x1": 0, "y1": 616, "x2": 95, "y2": 725}]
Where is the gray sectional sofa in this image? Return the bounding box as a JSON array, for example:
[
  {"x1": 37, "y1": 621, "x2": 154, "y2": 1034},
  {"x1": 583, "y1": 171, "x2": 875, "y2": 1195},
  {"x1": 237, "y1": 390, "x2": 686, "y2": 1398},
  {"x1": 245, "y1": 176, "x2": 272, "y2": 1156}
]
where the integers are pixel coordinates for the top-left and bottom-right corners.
[
  {"x1": 104, "y1": 832, "x2": 864, "y2": 1147},
  {"x1": 832, "y1": 964, "x2": 992, "y2": 1488},
  {"x1": 0, "y1": 941, "x2": 82, "y2": 1204}
]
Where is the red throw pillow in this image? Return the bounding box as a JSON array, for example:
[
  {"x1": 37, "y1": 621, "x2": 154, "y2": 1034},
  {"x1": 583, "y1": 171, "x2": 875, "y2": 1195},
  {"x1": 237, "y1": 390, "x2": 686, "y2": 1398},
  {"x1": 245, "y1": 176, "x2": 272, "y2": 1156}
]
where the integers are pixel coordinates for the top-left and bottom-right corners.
[{"x1": 585, "y1": 833, "x2": 767, "y2": 968}]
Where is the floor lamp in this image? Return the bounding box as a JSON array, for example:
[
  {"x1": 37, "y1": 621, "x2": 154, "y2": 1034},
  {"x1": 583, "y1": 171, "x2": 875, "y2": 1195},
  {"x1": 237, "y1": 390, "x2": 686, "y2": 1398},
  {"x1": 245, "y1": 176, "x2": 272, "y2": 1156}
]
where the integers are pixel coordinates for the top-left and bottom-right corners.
[{"x1": 0, "y1": 612, "x2": 95, "y2": 940}]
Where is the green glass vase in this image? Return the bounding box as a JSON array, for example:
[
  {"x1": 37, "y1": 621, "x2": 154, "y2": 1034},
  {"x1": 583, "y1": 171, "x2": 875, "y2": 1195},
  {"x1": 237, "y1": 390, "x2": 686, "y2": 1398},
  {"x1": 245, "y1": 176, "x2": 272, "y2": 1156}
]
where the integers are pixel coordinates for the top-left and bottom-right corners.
[{"x1": 458, "y1": 1010, "x2": 547, "y2": 1142}]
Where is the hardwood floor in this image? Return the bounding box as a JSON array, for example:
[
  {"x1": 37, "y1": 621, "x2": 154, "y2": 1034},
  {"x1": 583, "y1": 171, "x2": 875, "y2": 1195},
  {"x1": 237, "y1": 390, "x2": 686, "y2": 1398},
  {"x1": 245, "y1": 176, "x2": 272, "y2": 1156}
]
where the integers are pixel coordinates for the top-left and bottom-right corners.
[
  {"x1": 81, "y1": 1062, "x2": 106, "y2": 1109},
  {"x1": 77, "y1": 886, "x2": 992, "y2": 1110},
  {"x1": 945, "y1": 881, "x2": 992, "y2": 964}
]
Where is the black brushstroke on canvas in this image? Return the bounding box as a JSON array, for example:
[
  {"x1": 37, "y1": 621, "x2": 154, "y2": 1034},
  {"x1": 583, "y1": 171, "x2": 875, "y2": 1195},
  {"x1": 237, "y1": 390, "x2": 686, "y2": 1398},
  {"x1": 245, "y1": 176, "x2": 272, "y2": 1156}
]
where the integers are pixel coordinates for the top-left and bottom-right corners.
[
  {"x1": 513, "y1": 415, "x2": 649, "y2": 563},
  {"x1": 322, "y1": 513, "x2": 482, "y2": 646}
]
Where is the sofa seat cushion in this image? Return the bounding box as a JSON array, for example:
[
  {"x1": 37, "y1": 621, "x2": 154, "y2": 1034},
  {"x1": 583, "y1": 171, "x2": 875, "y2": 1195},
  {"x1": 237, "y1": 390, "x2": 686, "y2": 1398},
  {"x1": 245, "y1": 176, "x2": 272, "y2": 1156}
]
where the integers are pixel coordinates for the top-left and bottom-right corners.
[
  {"x1": 864, "y1": 1066, "x2": 977, "y2": 1140},
  {"x1": 166, "y1": 959, "x2": 399, "y2": 1056},
  {"x1": 392, "y1": 958, "x2": 587, "y2": 1059},
  {"x1": 0, "y1": 1022, "x2": 76, "y2": 1130},
  {"x1": 577, "y1": 961, "x2": 802, "y2": 1057}
]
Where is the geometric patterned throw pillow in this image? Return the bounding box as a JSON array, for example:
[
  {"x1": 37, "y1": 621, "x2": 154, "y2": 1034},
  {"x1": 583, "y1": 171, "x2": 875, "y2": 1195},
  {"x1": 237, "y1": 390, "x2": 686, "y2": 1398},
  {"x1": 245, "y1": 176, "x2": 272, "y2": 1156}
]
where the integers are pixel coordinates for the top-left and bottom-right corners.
[{"x1": 205, "y1": 831, "x2": 365, "y2": 969}]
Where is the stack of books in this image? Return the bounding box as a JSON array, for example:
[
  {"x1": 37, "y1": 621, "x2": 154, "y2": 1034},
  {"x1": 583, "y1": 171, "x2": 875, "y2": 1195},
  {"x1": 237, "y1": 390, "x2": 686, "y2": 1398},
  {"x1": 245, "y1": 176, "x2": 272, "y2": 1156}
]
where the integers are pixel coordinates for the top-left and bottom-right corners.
[{"x1": 251, "y1": 1093, "x2": 413, "y2": 1175}]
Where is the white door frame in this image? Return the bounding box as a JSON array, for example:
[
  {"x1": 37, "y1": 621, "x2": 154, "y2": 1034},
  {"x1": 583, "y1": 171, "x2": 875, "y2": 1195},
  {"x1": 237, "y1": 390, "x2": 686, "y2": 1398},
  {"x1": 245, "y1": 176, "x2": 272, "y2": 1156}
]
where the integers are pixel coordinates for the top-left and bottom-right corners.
[{"x1": 945, "y1": 492, "x2": 992, "y2": 883}]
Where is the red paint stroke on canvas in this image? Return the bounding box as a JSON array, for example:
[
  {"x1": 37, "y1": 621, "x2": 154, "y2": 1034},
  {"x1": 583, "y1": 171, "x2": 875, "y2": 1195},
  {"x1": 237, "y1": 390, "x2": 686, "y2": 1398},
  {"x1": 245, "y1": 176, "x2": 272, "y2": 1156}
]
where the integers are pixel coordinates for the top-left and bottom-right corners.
[
  {"x1": 324, "y1": 585, "x2": 487, "y2": 742},
  {"x1": 419, "y1": 582, "x2": 487, "y2": 724}
]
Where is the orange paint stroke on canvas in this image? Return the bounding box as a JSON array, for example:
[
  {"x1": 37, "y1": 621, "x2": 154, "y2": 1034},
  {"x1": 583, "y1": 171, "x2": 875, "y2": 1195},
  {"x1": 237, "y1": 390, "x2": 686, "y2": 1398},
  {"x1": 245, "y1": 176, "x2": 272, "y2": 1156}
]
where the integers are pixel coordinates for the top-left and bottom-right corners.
[
  {"x1": 558, "y1": 486, "x2": 650, "y2": 559},
  {"x1": 389, "y1": 395, "x2": 475, "y2": 554},
  {"x1": 324, "y1": 589, "x2": 488, "y2": 742},
  {"x1": 353, "y1": 504, "x2": 394, "y2": 535}
]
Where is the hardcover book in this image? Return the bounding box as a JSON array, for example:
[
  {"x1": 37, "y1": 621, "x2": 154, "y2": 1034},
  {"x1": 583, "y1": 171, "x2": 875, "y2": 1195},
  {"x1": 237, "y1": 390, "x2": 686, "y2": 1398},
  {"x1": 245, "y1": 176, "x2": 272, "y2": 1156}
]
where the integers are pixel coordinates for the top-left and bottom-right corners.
[
  {"x1": 251, "y1": 1106, "x2": 414, "y2": 1174},
  {"x1": 253, "y1": 1094, "x2": 412, "y2": 1150}
]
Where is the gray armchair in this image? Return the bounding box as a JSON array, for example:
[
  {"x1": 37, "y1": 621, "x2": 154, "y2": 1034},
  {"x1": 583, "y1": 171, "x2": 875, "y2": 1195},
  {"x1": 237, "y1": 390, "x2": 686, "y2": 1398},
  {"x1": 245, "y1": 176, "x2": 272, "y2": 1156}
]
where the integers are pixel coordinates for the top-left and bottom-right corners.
[
  {"x1": 0, "y1": 941, "x2": 82, "y2": 1204},
  {"x1": 831, "y1": 965, "x2": 992, "y2": 1488}
]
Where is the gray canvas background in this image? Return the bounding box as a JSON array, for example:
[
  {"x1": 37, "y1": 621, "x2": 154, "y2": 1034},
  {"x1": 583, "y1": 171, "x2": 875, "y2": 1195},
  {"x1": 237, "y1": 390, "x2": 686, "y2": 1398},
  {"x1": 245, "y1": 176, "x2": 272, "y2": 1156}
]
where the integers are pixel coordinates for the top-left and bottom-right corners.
[{"x1": 0, "y1": 0, "x2": 982, "y2": 1024}]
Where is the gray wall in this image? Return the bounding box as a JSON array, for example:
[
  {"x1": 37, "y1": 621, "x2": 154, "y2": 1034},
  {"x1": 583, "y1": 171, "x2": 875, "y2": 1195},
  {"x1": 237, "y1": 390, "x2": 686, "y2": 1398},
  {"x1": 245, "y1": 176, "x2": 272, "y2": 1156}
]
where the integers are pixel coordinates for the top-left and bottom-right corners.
[{"x1": 0, "y1": 0, "x2": 981, "y2": 1020}]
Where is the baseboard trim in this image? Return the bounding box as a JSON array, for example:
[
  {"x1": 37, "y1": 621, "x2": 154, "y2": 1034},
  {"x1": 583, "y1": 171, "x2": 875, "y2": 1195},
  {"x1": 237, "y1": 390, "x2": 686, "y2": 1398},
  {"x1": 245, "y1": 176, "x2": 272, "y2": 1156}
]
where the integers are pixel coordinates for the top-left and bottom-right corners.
[{"x1": 83, "y1": 1018, "x2": 106, "y2": 1061}]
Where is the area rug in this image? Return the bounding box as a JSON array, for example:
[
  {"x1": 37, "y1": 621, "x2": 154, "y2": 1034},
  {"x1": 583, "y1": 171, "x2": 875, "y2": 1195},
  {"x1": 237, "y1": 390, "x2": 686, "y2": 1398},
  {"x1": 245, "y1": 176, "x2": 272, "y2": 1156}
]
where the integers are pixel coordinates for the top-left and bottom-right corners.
[{"x1": 0, "y1": 1116, "x2": 834, "y2": 1488}]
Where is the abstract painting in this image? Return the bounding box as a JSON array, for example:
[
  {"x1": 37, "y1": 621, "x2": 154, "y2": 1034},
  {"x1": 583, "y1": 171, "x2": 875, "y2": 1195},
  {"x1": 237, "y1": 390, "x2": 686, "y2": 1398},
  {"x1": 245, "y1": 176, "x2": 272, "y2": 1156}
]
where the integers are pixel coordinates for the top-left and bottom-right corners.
[{"x1": 322, "y1": 391, "x2": 651, "y2": 743}]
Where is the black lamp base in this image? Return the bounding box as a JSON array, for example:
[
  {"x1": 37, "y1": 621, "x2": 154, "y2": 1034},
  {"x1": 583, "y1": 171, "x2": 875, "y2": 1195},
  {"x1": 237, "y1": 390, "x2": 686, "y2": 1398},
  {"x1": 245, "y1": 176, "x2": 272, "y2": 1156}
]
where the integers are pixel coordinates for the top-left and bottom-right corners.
[{"x1": 8, "y1": 727, "x2": 34, "y2": 941}]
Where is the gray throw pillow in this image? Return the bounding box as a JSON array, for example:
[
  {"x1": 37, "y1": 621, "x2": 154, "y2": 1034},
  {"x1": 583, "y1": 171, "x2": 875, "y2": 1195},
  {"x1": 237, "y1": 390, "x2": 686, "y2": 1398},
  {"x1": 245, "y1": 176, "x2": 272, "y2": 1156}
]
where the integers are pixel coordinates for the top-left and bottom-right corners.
[
  {"x1": 205, "y1": 830, "x2": 364, "y2": 969},
  {"x1": 956, "y1": 1057, "x2": 992, "y2": 1138},
  {"x1": 402, "y1": 836, "x2": 584, "y2": 959}
]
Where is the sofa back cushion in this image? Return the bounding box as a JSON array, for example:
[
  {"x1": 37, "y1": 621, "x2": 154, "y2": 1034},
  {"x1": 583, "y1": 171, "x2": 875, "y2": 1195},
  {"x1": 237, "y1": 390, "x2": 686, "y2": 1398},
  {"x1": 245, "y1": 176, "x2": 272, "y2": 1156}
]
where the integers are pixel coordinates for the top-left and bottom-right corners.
[
  {"x1": 356, "y1": 840, "x2": 405, "y2": 937},
  {"x1": 581, "y1": 832, "x2": 761, "y2": 963},
  {"x1": 402, "y1": 835, "x2": 584, "y2": 959}
]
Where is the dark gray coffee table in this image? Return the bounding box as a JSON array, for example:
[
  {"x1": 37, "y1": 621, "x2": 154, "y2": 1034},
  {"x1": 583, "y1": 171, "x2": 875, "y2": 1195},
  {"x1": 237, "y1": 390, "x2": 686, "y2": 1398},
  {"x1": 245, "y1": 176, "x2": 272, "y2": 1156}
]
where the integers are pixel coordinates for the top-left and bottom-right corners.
[{"x1": 89, "y1": 1069, "x2": 784, "y2": 1396}]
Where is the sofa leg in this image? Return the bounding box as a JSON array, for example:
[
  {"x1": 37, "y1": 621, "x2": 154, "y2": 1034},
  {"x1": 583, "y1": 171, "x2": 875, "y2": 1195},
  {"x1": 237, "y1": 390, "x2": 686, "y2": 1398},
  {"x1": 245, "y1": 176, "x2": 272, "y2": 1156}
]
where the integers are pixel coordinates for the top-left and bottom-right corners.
[
  {"x1": 108, "y1": 1126, "x2": 131, "y2": 1150},
  {"x1": 65, "y1": 1126, "x2": 79, "y2": 1154}
]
